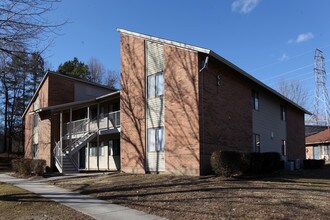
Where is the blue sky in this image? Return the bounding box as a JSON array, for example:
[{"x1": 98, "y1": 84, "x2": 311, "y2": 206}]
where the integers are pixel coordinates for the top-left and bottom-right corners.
[{"x1": 44, "y1": 0, "x2": 330, "y2": 110}]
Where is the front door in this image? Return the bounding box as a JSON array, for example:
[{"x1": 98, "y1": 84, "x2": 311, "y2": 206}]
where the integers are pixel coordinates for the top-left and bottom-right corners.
[
  {"x1": 108, "y1": 139, "x2": 120, "y2": 170},
  {"x1": 79, "y1": 146, "x2": 86, "y2": 169}
]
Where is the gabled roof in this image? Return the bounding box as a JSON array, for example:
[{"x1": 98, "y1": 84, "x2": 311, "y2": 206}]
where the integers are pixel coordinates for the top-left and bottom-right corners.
[
  {"x1": 22, "y1": 71, "x2": 115, "y2": 118},
  {"x1": 35, "y1": 91, "x2": 120, "y2": 115},
  {"x1": 306, "y1": 128, "x2": 330, "y2": 145},
  {"x1": 117, "y1": 28, "x2": 311, "y2": 115}
]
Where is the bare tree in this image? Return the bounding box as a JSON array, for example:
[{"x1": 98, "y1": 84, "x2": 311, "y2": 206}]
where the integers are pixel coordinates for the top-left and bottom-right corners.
[
  {"x1": 277, "y1": 78, "x2": 308, "y2": 108},
  {"x1": 88, "y1": 57, "x2": 105, "y2": 84},
  {"x1": 105, "y1": 70, "x2": 120, "y2": 90},
  {"x1": 0, "y1": 0, "x2": 63, "y2": 57}
]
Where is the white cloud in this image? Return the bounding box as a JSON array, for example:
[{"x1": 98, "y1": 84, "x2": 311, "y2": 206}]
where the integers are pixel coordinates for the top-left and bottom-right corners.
[
  {"x1": 231, "y1": 0, "x2": 261, "y2": 14},
  {"x1": 279, "y1": 53, "x2": 289, "y2": 61},
  {"x1": 288, "y1": 32, "x2": 314, "y2": 44}
]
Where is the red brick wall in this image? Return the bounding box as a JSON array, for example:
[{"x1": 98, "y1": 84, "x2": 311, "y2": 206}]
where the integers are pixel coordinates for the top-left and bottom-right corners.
[
  {"x1": 287, "y1": 106, "x2": 306, "y2": 161},
  {"x1": 200, "y1": 55, "x2": 253, "y2": 174},
  {"x1": 38, "y1": 115, "x2": 51, "y2": 167},
  {"x1": 120, "y1": 34, "x2": 146, "y2": 174},
  {"x1": 48, "y1": 74, "x2": 74, "y2": 106},
  {"x1": 24, "y1": 105, "x2": 34, "y2": 159},
  {"x1": 24, "y1": 74, "x2": 75, "y2": 167},
  {"x1": 164, "y1": 45, "x2": 200, "y2": 175}
]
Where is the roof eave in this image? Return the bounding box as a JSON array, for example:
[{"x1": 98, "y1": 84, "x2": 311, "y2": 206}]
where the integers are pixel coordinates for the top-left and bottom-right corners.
[
  {"x1": 208, "y1": 50, "x2": 311, "y2": 115},
  {"x1": 117, "y1": 28, "x2": 311, "y2": 115}
]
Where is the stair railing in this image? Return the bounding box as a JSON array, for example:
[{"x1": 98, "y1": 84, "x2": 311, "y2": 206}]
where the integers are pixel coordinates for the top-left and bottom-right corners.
[{"x1": 53, "y1": 141, "x2": 63, "y2": 173}]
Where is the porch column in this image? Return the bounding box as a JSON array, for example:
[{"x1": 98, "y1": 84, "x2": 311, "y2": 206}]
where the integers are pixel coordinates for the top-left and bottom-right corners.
[
  {"x1": 69, "y1": 108, "x2": 72, "y2": 153},
  {"x1": 60, "y1": 111, "x2": 63, "y2": 150},
  {"x1": 87, "y1": 106, "x2": 90, "y2": 132},
  {"x1": 97, "y1": 103, "x2": 100, "y2": 171},
  {"x1": 87, "y1": 142, "x2": 90, "y2": 170}
]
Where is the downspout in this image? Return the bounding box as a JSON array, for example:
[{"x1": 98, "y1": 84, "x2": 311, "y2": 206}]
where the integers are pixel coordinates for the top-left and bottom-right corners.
[{"x1": 199, "y1": 56, "x2": 209, "y2": 175}]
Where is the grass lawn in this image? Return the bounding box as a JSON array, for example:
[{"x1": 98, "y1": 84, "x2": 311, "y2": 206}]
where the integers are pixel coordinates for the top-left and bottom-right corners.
[
  {"x1": 0, "y1": 182, "x2": 93, "y2": 220},
  {"x1": 51, "y1": 165, "x2": 330, "y2": 220}
]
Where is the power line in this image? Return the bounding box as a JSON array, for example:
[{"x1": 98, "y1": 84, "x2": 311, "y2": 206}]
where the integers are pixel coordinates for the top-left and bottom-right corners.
[
  {"x1": 251, "y1": 43, "x2": 330, "y2": 72},
  {"x1": 262, "y1": 59, "x2": 330, "y2": 82}
]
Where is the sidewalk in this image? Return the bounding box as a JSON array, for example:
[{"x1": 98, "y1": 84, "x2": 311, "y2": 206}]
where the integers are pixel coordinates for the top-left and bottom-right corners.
[{"x1": 0, "y1": 173, "x2": 166, "y2": 220}]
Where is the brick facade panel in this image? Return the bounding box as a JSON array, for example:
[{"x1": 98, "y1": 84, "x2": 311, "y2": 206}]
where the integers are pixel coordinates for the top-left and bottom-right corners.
[
  {"x1": 287, "y1": 106, "x2": 306, "y2": 161},
  {"x1": 48, "y1": 74, "x2": 74, "y2": 106},
  {"x1": 24, "y1": 105, "x2": 34, "y2": 159},
  {"x1": 120, "y1": 34, "x2": 146, "y2": 173},
  {"x1": 201, "y1": 56, "x2": 253, "y2": 173},
  {"x1": 164, "y1": 45, "x2": 200, "y2": 175}
]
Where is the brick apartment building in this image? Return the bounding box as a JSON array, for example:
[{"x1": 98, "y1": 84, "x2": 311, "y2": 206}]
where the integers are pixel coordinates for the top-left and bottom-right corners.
[{"x1": 23, "y1": 29, "x2": 310, "y2": 175}]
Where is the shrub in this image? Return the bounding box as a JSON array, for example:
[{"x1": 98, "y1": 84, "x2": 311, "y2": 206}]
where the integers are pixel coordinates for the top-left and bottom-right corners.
[
  {"x1": 303, "y1": 159, "x2": 325, "y2": 169},
  {"x1": 11, "y1": 158, "x2": 46, "y2": 176},
  {"x1": 30, "y1": 160, "x2": 46, "y2": 176},
  {"x1": 211, "y1": 150, "x2": 281, "y2": 177},
  {"x1": 210, "y1": 151, "x2": 242, "y2": 177},
  {"x1": 261, "y1": 152, "x2": 281, "y2": 173}
]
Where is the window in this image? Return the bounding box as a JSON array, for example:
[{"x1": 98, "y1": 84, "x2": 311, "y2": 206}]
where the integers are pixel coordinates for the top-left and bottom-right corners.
[
  {"x1": 32, "y1": 144, "x2": 38, "y2": 159},
  {"x1": 252, "y1": 90, "x2": 259, "y2": 110},
  {"x1": 281, "y1": 105, "x2": 286, "y2": 121},
  {"x1": 109, "y1": 139, "x2": 120, "y2": 156},
  {"x1": 281, "y1": 140, "x2": 287, "y2": 156},
  {"x1": 322, "y1": 145, "x2": 328, "y2": 155},
  {"x1": 89, "y1": 142, "x2": 104, "y2": 156},
  {"x1": 148, "y1": 127, "x2": 164, "y2": 152},
  {"x1": 148, "y1": 71, "x2": 164, "y2": 98},
  {"x1": 253, "y1": 134, "x2": 261, "y2": 152},
  {"x1": 33, "y1": 114, "x2": 38, "y2": 128}
]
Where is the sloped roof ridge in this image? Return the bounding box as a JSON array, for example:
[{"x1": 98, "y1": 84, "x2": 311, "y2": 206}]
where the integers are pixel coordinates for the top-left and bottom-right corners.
[
  {"x1": 22, "y1": 71, "x2": 116, "y2": 118},
  {"x1": 117, "y1": 28, "x2": 310, "y2": 114}
]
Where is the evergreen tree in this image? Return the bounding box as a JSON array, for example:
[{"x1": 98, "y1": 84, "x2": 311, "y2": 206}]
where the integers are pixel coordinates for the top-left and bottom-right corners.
[
  {"x1": 57, "y1": 57, "x2": 90, "y2": 81},
  {"x1": 0, "y1": 52, "x2": 45, "y2": 153}
]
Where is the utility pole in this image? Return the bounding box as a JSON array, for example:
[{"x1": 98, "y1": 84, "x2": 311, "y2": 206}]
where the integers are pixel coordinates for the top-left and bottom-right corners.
[{"x1": 310, "y1": 49, "x2": 330, "y2": 126}]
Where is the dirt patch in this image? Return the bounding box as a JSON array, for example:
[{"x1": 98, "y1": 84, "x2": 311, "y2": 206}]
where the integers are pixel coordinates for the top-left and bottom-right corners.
[
  {"x1": 0, "y1": 182, "x2": 94, "y2": 220},
  {"x1": 52, "y1": 166, "x2": 330, "y2": 220}
]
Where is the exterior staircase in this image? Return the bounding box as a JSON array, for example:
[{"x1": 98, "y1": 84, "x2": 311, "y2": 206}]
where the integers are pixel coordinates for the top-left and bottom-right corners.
[
  {"x1": 64, "y1": 132, "x2": 97, "y2": 155},
  {"x1": 53, "y1": 111, "x2": 121, "y2": 174},
  {"x1": 62, "y1": 155, "x2": 78, "y2": 173},
  {"x1": 54, "y1": 130, "x2": 96, "y2": 174}
]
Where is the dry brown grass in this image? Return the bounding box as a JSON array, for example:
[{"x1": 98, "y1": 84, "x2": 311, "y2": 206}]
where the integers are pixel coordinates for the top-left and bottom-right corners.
[
  {"x1": 52, "y1": 165, "x2": 330, "y2": 220},
  {"x1": 0, "y1": 182, "x2": 93, "y2": 220}
]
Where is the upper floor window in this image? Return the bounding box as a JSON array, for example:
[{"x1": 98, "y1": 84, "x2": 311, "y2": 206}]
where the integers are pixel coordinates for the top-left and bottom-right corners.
[
  {"x1": 281, "y1": 105, "x2": 286, "y2": 121},
  {"x1": 33, "y1": 114, "x2": 39, "y2": 128},
  {"x1": 148, "y1": 71, "x2": 164, "y2": 98},
  {"x1": 252, "y1": 90, "x2": 259, "y2": 110}
]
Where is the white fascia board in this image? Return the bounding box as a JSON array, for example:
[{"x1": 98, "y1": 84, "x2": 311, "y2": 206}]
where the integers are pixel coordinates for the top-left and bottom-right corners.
[{"x1": 117, "y1": 28, "x2": 210, "y2": 54}]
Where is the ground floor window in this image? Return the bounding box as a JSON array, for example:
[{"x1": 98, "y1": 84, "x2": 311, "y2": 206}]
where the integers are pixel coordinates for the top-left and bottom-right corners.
[
  {"x1": 322, "y1": 145, "x2": 328, "y2": 155},
  {"x1": 148, "y1": 127, "x2": 164, "y2": 152},
  {"x1": 89, "y1": 142, "x2": 104, "y2": 156},
  {"x1": 32, "y1": 144, "x2": 38, "y2": 159},
  {"x1": 313, "y1": 145, "x2": 319, "y2": 159},
  {"x1": 253, "y1": 134, "x2": 260, "y2": 152},
  {"x1": 281, "y1": 140, "x2": 287, "y2": 156},
  {"x1": 109, "y1": 139, "x2": 120, "y2": 156}
]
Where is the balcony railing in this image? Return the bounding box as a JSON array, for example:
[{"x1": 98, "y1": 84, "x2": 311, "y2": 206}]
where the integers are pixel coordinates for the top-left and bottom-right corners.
[
  {"x1": 64, "y1": 111, "x2": 120, "y2": 137},
  {"x1": 99, "y1": 110, "x2": 120, "y2": 130},
  {"x1": 63, "y1": 118, "x2": 89, "y2": 137}
]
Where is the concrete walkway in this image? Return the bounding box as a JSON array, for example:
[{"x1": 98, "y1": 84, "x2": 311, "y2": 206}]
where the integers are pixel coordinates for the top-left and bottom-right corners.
[{"x1": 0, "y1": 173, "x2": 166, "y2": 220}]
